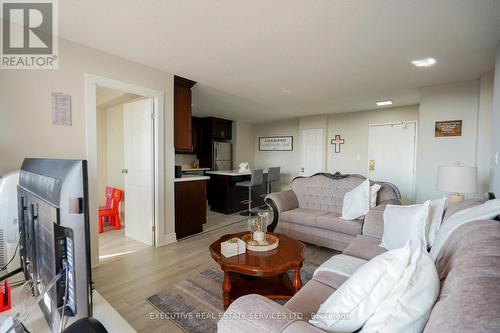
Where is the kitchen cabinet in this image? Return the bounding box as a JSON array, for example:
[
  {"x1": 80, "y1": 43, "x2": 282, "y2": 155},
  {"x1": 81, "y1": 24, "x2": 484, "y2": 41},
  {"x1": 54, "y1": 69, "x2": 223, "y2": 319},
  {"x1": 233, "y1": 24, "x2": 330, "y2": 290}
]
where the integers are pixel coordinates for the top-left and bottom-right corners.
[
  {"x1": 192, "y1": 116, "x2": 202, "y2": 153},
  {"x1": 174, "y1": 75, "x2": 196, "y2": 153},
  {"x1": 206, "y1": 173, "x2": 266, "y2": 215},
  {"x1": 203, "y1": 117, "x2": 232, "y2": 140},
  {"x1": 175, "y1": 178, "x2": 207, "y2": 239}
]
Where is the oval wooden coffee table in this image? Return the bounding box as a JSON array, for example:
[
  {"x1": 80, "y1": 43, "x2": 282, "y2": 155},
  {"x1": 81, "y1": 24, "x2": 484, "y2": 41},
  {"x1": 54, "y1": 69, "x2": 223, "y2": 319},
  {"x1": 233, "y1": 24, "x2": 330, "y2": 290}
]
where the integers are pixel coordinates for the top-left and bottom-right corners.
[{"x1": 209, "y1": 232, "x2": 305, "y2": 309}]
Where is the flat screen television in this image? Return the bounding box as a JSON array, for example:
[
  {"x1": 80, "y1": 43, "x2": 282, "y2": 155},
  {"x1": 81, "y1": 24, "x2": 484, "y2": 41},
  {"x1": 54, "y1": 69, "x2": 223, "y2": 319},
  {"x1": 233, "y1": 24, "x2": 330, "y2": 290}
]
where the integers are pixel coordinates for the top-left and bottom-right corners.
[{"x1": 17, "y1": 158, "x2": 92, "y2": 332}]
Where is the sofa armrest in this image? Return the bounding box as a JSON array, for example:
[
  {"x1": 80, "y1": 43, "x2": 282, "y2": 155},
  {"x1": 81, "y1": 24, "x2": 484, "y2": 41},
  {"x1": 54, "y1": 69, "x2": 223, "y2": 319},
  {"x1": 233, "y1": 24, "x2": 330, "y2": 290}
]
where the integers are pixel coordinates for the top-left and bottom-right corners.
[
  {"x1": 362, "y1": 199, "x2": 401, "y2": 239},
  {"x1": 218, "y1": 294, "x2": 301, "y2": 333},
  {"x1": 265, "y1": 190, "x2": 299, "y2": 232}
]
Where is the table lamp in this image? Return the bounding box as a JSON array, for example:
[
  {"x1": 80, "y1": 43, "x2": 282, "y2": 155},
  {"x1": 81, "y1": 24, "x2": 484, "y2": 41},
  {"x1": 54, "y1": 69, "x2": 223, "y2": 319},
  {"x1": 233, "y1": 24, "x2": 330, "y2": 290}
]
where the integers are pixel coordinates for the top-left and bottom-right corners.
[{"x1": 437, "y1": 162, "x2": 477, "y2": 202}]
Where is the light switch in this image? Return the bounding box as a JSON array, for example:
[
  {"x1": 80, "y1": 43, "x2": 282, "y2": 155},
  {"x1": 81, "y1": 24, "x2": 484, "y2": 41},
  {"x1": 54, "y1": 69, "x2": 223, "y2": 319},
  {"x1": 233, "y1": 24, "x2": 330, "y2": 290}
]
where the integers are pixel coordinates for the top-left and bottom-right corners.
[
  {"x1": 356, "y1": 154, "x2": 360, "y2": 161},
  {"x1": 495, "y1": 152, "x2": 499, "y2": 165}
]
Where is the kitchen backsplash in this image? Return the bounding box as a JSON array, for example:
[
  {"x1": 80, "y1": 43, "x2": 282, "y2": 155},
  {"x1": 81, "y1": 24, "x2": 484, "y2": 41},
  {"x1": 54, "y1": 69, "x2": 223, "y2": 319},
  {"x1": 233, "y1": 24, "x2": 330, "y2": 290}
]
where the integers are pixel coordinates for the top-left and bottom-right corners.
[{"x1": 175, "y1": 154, "x2": 198, "y2": 168}]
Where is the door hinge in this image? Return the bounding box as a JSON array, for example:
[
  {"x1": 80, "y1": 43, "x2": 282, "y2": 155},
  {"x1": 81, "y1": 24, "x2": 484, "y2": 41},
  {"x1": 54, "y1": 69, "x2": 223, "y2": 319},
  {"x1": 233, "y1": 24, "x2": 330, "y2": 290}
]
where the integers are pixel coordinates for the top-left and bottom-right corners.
[
  {"x1": 151, "y1": 112, "x2": 155, "y2": 119},
  {"x1": 152, "y1": 225, "x2": 155, "y2": 232}
]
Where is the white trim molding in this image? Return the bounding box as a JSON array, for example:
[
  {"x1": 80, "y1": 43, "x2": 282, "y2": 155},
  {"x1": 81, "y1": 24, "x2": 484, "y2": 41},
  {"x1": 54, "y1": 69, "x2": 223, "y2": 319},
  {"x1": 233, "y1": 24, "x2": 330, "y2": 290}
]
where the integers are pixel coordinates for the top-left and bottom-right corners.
[{"x1": 85, "y1": 73, "x2": 172, "y2": 267}]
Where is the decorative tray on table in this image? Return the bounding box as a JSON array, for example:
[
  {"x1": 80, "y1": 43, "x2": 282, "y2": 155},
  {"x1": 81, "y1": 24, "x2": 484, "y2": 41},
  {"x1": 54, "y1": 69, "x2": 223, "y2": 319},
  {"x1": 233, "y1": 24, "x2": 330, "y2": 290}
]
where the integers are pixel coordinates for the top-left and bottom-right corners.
[{"x1": 241, "y1": 233, "x2": 279, "y2": 252}]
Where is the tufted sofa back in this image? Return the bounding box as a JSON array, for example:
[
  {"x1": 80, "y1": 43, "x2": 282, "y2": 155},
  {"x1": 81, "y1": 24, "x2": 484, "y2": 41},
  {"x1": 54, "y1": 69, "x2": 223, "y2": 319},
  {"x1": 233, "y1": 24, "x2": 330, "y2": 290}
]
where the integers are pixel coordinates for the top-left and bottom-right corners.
[{"x1": 290, "y1": 174, "x2": 399, "y2": 214}]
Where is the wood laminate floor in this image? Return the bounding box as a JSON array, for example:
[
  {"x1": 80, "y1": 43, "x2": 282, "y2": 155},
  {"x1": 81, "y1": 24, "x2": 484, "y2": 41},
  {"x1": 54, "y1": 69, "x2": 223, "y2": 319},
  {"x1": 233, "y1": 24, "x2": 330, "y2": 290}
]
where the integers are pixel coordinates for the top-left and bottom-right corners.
[
  {"x1": 94, "y1": 220, "x2": 249, "y2": 333},
  {"x1": 94, "y1": 217, "x2": 334, "y2": 333}
]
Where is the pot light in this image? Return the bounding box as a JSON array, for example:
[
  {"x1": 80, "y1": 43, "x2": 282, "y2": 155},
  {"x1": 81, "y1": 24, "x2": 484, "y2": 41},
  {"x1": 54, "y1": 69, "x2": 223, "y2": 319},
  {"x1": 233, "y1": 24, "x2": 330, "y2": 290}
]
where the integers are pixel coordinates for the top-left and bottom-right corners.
[
  {"x1": 376, "y1": 100, "x2": 393, "y2": 106},
  {"x1": 411, "y1": 57, "x2": 436, "y2": 67}
]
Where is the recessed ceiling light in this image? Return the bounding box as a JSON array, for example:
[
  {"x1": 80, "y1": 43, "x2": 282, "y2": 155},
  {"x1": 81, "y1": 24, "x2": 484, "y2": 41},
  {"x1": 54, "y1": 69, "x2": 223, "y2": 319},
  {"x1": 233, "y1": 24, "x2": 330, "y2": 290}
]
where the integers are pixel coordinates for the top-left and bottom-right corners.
[
  {"x1": 411, "y1": 57, "x2": 436, "y2": 67},
  {"x1": 376, "y1": 100, "x2": 393, "y2": 106}
]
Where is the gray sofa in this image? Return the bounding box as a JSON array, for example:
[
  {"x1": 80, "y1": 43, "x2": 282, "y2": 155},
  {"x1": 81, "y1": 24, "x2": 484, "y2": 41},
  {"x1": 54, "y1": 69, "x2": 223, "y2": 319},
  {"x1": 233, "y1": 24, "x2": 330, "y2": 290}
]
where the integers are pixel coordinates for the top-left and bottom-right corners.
[
  {"x1": 218, "y1": 199, "x2": 500, "y2": 333},
  {"x1": 265, "y1": 173, "x2": 401, "y2": 251}
]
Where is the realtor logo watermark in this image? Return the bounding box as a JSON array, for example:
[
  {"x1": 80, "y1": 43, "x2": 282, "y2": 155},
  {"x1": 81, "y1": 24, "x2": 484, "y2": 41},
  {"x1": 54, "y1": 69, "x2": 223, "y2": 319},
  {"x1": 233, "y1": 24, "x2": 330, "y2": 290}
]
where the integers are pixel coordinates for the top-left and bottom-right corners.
[{"x1": 1, "y1": 0, "x2": 58, "y2": 69}]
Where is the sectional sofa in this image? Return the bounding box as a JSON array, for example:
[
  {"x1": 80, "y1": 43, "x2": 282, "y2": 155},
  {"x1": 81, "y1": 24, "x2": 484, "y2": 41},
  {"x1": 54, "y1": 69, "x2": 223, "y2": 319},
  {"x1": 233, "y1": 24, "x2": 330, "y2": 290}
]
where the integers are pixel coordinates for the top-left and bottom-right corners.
[
  {"x1": 218, "y1": 199, "x2": 500, "y2": 332},
  {"x1": 265, "y1": 173, "x2": 401, "y2": 251}
]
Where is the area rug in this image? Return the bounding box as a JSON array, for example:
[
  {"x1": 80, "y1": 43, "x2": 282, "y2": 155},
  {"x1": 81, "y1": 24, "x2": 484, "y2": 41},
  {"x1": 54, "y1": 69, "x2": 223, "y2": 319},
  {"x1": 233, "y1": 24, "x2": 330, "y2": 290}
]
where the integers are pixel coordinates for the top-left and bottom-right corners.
[{"x1": 147, "y1": 245, "x2": 339, "y2": 333}]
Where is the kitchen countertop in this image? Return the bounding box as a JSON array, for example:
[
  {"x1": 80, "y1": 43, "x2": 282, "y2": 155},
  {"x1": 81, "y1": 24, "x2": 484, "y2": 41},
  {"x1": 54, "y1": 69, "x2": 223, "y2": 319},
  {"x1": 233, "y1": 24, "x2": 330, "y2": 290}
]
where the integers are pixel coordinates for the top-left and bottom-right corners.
[
  {"x1": 174, "y1": 175, "x2": 210, "y2": 182},
  {"x1": 182, "y1": 167, "x2": 211, "y2": 171},
  {"x1": 205, "y1": 169, "x2": 268, "y2": 176}
]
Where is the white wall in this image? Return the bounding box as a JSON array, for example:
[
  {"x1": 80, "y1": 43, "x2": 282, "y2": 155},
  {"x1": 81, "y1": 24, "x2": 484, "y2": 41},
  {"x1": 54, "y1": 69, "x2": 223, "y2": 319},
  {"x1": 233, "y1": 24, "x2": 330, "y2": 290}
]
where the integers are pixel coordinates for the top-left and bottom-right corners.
[
  {"x1": 253, "y1": 118, "x2": 300, "y2": 191},
  {"x1": 96, "y1": 103, "x2": 126, "y2": 224},
  {"x1": 106, "y1": 104, "x2": 125, "y2": 191},
  {"x1": 252, "y1": 108, "x2": 419, "y2": 191},
  {"x1": 491, "y1": 44, "x2": 500, "y2": 197},
  {"x1": 175, "y1": 154, "x2": 197, "y2": 168},
  {"x1": 416, "y1": 80, "x2": 482, "y2": 202},
  {"x1": 477, "y1": 71, "x2": 494, "y2": 193},
  {"x1": 327, "y1": 106, "x2": 419, "y2": 176},
  {"x1": 0, "y1": 39, "x2": 175, "y2": 267},
  {"x1": 233, "y1": 121, "x2": 255, "y2": 168}
]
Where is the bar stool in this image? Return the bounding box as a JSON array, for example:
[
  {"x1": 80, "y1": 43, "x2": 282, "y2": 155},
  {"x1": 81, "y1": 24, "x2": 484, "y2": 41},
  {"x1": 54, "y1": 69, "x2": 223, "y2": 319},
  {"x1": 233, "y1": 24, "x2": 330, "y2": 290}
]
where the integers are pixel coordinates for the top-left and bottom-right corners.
[
  {"x1": 265, "y1": 167, "x2": 280, "y2": 195},
  {"x1": 236, "y1": 169, "x2": 264, "y2": 217},
  {"x1": 260, "y1": 167, "x2": 280, "y2": 210}
]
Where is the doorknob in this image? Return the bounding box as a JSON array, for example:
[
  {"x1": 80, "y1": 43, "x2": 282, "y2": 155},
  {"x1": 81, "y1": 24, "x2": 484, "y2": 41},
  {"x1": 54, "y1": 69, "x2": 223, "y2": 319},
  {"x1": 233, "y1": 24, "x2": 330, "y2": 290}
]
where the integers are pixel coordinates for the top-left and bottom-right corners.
[
  {"x1": 369, "y1": 160, "x2": 375, "y2": 171},
  {"x1": 121, "y1": 169, "x2": 128, "y2": 174}
]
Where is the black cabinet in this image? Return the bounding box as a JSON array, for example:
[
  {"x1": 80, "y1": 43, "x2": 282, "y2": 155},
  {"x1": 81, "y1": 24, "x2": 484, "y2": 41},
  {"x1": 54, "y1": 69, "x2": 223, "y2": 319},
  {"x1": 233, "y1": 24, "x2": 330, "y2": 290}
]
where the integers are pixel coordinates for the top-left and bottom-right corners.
[
  {"x1": 197, "y1": 117, "x2": 233, "y2": 168},
  {"x1": 175, "y1": 180, "x2": 207, "y2": 239},
  {"x1": 192, "y1": 116, "x2": 202, "y2": 153},
  {"x1": 203, "y1": 117, "x2": 232, "y2": 140}
]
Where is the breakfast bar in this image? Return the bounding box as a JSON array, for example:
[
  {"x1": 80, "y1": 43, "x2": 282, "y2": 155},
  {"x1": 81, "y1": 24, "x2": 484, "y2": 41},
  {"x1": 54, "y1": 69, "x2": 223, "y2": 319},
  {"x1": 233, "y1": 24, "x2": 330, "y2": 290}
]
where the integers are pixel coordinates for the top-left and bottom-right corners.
[{"x1": 206, "y1": 170, "x2": 268, "y2": 214}]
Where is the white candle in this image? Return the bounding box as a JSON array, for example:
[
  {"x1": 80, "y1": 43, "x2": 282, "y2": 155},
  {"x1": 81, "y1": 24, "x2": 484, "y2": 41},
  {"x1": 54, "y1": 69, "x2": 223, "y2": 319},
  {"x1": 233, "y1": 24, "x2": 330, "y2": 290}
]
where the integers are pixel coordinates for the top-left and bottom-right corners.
[{"x1": 253, "y1": 231, "x2": 265, "y2": 242}]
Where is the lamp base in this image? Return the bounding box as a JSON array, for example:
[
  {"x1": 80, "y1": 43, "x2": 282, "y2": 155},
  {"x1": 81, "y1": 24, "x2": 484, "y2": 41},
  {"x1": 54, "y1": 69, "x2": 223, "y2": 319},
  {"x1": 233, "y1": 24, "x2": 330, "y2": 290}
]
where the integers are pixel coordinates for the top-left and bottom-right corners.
[{"x1": 448, "y1": 193, "x2": 464, "y2": 203}]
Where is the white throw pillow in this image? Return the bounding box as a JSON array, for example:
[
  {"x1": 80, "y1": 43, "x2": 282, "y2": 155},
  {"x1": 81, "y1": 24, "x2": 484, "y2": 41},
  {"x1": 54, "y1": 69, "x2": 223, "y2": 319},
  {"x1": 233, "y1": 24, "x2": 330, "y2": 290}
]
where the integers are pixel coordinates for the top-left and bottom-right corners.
[
  {"x1": 426, "y1": 197, "x2": 447, "y2": 248},
  {"x1": 309, "y1": 242, "x2": 411, "y2": 332},
  {"x1": 341, "y1": 180, "x2": 381, "y2": 220},
  {"x1": 380, "y1": 201, "x2": 431, "y2": 251},
  {"x1": 361, "y1": 242, "x2": 440, "y2": 333},
  {"x1": 370, "y1": 184, "x2": 381, "y2": 208}
]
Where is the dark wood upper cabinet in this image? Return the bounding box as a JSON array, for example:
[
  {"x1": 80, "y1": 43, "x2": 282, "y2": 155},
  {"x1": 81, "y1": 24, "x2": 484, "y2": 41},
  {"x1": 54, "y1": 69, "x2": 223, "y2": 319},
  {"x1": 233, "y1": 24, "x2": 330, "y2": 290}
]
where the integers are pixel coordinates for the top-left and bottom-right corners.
[
  {"x1": 192, "y1": 116, "x2": 202, "y2": 153},
  {"x1": 174, "y1": 76, "x2": 196, "y2": 153},
  {"x1": 204, "y1": 117, "x2": 232, "y2": 140}
]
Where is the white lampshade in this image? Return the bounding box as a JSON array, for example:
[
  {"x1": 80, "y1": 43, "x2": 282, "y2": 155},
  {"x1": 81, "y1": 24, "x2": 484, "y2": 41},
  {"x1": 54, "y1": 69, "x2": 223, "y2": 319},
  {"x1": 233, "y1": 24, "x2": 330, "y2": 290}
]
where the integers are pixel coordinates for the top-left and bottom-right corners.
[{"x1": 437, "y1": 165, "x2": 478, "y2": 194}]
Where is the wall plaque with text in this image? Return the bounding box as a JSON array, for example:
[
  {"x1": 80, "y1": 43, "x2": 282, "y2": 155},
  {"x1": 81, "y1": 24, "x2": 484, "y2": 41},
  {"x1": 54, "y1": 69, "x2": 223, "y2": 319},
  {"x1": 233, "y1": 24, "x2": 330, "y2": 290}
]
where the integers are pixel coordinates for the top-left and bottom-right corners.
[
  {"x1": 435, "y1": 120, "x2": 462, "y2": 137},
  {"x1": 259, "y1": 136, "x2": 293, "y2": 151}
]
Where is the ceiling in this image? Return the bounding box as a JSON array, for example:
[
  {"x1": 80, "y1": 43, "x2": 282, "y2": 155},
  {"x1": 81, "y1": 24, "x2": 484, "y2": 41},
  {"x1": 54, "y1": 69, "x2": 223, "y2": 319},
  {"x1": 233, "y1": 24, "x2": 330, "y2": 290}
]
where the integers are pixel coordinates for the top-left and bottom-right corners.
[
  {"x1": 96, "y1": 86, "x2": 140, "y2": 109},
  {"x1": 60, "y1": 0, "x2": 500, "y2": 123}
]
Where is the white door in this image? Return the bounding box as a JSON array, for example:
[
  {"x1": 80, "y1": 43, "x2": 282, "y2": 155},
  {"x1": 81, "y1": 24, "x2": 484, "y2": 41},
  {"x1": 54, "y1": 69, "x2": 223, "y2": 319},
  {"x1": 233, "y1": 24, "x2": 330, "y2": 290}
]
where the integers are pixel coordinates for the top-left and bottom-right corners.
[
  {"x1": 300, "y1": 128, "x2": 325, "y2": 176},
  {"x1": 368, "y1": 122, "x2": 417, "y2": 204},
  {"x1": 123, "y1": 99, "x2": 154, "y2": 246}
]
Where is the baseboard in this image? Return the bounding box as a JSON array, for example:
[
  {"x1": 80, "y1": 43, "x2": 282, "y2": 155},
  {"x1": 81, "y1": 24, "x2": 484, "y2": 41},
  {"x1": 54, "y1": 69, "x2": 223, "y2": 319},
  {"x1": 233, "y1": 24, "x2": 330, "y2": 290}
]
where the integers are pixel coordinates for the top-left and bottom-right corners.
[{"x1": 156, "y1": 232, "x2": 177, "y2": 246}]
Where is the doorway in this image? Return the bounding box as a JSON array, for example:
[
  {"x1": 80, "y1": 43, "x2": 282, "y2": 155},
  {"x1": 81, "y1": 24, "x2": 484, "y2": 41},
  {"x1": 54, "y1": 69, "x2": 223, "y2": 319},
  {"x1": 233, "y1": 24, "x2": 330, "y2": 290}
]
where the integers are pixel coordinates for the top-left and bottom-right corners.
[
  {"x1": 300, "y1": 128, "x2": 325, "y2": 176},
  {"x1": 86, "y1": 74, "x2": 167, "y2": 268},
  {"x1": 96, "y1": 87, "x2": 155, "y2": 262},
  {"x1": 368, "y1": 121, "x2": 418, "y2": 204}
]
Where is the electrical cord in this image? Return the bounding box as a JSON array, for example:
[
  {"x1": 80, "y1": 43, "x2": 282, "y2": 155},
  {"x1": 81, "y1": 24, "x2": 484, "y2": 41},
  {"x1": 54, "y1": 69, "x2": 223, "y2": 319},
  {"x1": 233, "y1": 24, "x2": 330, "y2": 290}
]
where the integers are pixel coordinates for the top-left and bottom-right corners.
[
  {"x1": 58, "y1": 261, "x2": 69, "y2": 333},
  {"x1": 19, "y1": 322, "x2": 31, "y2": 333},
  {"x1": 0, "y1": 238, "x2": 20, "y2": 272}
]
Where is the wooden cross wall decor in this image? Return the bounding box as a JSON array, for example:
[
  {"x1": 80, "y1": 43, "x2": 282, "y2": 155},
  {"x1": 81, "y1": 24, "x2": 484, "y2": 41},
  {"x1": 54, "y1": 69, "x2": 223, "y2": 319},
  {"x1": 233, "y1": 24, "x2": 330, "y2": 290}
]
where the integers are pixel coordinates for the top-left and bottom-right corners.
[{"x1": 331, "y1": 134, "x2": 345, "y2": 153}]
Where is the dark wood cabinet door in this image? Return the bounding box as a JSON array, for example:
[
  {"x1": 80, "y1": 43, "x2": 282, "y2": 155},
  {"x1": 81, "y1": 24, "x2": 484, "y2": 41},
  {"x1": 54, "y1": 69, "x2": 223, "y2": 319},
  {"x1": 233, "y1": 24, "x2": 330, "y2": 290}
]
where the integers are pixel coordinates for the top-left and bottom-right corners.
[
  {"x1": 174, "y1": 76, "x2": 196, "y2": 153},
  {"x1": 174, "y1": 85, "x2": 193, "y2": 152},
  {"x1": 175, "y1": 180, "x2": 207, "y2": 239},
  {"x1": 192, "y1": 117, "x2": 201, "y2": 153}
]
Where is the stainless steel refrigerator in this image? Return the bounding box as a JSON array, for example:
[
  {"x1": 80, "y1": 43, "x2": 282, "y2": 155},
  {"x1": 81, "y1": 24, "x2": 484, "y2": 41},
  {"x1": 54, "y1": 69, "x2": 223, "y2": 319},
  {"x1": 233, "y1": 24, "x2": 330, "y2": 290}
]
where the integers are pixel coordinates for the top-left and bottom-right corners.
[{"x1": 212, "y1": 141, "x2": 232, "y2": 170}]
